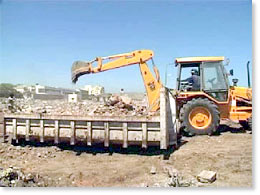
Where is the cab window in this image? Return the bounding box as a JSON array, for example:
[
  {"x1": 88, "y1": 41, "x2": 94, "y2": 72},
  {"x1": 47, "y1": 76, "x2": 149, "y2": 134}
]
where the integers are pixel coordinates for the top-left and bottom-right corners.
[{"x1": 202, "y1": 61, "x2": 228, "y2": 101}]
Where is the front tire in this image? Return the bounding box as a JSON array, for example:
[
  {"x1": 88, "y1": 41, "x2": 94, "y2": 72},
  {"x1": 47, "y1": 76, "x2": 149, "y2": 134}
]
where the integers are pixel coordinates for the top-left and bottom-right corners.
[{"x1": 180, "y1": 98, "x2": 220, "y2": 135}]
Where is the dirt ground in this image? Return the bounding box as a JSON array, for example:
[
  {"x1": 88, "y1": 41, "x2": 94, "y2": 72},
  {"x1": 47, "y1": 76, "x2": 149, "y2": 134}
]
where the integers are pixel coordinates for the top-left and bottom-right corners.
[{"x1": 0, "y1": 120, "x2": 252, "y2": 187}]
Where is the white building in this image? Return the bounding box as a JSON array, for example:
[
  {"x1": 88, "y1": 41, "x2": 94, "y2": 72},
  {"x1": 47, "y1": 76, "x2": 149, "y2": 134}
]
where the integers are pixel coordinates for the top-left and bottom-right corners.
[
  {"x1": 35, "y1": 85, "x2": 76, "y2": 95},
  {"x1": 81, "y1": 85, "x2": 92, "y2": 95},
  {"x1": 80, "y1": 85, "x2": 104, "y2": 96},
  {"x1": 14, "y1": 85, "x2": 36, "y2": 98},
  {"x1": 14, "y1": 85, "x2": 27, "y2": 94}
]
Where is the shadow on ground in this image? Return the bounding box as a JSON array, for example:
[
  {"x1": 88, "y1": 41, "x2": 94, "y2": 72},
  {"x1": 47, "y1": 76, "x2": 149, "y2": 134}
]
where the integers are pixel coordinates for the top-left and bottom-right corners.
[
  {"x1": 4, "y1": 123, "x2": 249, "y2": 158},
  {"x1": 8, "y1": 137, "x2": 183, "y2": 159},
  {"x1": 214, "y1": 124, "x2": 250, "y2": 135}
]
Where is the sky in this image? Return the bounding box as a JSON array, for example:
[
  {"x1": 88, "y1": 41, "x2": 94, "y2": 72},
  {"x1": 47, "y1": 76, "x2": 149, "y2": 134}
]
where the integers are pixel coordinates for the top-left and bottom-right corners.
[{"x1": 0, "y1": 0, "x2": 252, "y2": 93}]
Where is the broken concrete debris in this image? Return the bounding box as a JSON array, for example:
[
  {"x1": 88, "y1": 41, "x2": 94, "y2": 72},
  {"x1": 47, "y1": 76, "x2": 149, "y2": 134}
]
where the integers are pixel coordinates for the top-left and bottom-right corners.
[
  {"x1": 0, "y1": 166, "x2": 43, "y2": 187},
  {"x1": 197, "y1": 170, "x2": 217, "y2": 183},
  {"x1": 150, "y1": 166, "x2": 157, "y2": 174},
  {"x1": 93, "y1": 95, "x2": 148, "y2": 116},
  {"x1": 0, "y1": 94, "x2": 157, "y2": 116}
]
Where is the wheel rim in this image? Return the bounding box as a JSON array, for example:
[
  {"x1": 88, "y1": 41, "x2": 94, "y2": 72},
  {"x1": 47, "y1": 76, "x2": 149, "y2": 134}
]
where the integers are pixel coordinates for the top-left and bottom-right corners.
[{"x1": 188, "y1": 107, "x2": 212, "y2": 130}]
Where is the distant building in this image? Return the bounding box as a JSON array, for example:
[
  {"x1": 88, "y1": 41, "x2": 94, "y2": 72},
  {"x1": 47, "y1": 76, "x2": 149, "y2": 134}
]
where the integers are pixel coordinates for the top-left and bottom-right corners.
[
  {"x1": 14, "y1": 85, "x2": 36, "y2": 98},
  {"x1": 14, "y1": 84, "x2": 99, "y2": 100},
  {"x1": 14, "y1": 85, "x2": 28, "y2": 94},
  {"x1": 81, "y1": 85, "x2": 92, "y2": 95},
  {"x1": 35, "y1": 85, "x2": 76, "y2": 95},
  {"x1": 30, "y1": 84, "x2": 77, "y2": 100},
  {"x1": 92, "y1": 86, "x2": 105, "y2": 96},
  {"x1": 80, "y1": 85, "x2": 104, "y2": 96}
]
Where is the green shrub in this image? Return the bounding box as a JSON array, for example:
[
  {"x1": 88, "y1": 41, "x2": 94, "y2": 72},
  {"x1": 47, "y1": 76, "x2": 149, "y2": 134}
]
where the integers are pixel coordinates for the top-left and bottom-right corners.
[{"x1": 0, "y1": 83, "x2": 23, "y2": 98}]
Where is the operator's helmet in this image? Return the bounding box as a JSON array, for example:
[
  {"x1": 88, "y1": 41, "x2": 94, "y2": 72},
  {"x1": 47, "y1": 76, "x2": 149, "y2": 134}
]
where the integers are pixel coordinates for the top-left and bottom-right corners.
[{"x1": 191, "y1": 69, "x2": 198, "y2": 75}]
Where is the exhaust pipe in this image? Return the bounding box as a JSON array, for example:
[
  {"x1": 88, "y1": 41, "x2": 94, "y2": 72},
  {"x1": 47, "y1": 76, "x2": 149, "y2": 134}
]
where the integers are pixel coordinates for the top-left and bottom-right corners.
[{"x1": 247, "y1": 61, "x2": 251, "y2": 88}]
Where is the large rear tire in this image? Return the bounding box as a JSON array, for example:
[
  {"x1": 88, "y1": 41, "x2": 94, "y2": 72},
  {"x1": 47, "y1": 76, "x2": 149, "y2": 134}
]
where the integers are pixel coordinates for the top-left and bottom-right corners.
[{"x1": 180, "y1": 98, "x2": 220, "y2": 135}]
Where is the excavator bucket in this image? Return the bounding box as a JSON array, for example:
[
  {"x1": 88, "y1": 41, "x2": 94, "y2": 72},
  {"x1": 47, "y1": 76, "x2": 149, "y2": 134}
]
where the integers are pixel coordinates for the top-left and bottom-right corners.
[{"x1": 71, "y1": 61, "x2": 92, "y2": 83}]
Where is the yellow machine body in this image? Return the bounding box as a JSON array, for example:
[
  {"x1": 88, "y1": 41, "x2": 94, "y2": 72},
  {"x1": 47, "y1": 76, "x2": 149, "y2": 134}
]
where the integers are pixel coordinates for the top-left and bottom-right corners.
[
  {"x1": 175, "y1": 56, "x2": 252, "y2": 123},
  {"x1": 71, "y1": 50, "x2": 252, "y2": 134}
]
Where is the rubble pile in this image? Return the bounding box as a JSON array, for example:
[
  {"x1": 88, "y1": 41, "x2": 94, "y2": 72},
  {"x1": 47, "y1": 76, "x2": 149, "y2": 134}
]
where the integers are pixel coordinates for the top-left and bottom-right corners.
[
  {"x1": 92, "y1": 95, "x2": 152, "y2": 116},
  {"x1": 11, "y1": 99, "x2": 98, "y2": 115},
  {"x1": 167, "y1": 173, "x2": 197, "y2": 187},
  {"x1": 163, "y1": 166, "x2": 197, "y2": 187},
  {"x1": 141, "y1": 166, "x2": 202, "y2": 187},
  {"x1": 0, "y1": 166, "x2": 46, "y2": 187},
  {"x1": 0, "y1": 98, "x2": 103, "y2": 115},
  {"x1": 0, "y1": 95, "x2": 157, "y2": 116}
]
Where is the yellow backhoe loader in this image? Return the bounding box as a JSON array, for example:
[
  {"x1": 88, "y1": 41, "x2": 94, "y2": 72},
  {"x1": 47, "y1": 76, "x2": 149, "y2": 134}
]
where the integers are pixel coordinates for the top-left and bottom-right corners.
[
  {"x1": 71, "y1": 49, "x2": 252, "y2": 135},
  {"x1": 2, "y1": 49, "x2": 252, "y2": 150}
]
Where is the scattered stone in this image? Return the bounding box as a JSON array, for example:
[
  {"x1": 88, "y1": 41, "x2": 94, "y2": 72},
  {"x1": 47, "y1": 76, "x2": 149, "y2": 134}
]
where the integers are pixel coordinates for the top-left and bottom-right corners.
[
  {"x1": 150, "y1": 166, "x2": 157, "y2": 174},
  {"x1": 120, "y1": 96, "x2": 132, "y2": 105},
  {"x1": 197, "y1": 170, "x2": 216, "y2": 183},
  {"x1": 166, "y1": 170, "x2": 198, "y2": 187},
  {"x1": 106, "y1": 95, "x2": 120, "y2": 106},
  {"x1": 139, "y1": 183, "x2": 149, "y2": 187},
  {"x1": 179, "y1": 179, "x2": 192, "y2": 187},
  {"x1": 25, "y1": 173, "x2": 34, "y2": 182},
  {"x1": 37, "y1": 181, "x2": 44, "y2": 187},
  {"x1": 164, "y1": 166, "x2": 179, "y2": 178},
  {"x1": 16, "y1": 146, "x2": 22, "y2": 150},
  {"x1": 0, "y1": 166, "x2": 47, "y2": 187},
  {"x1": 7, "y1": 147, "x2": 13, "y2": 151}
]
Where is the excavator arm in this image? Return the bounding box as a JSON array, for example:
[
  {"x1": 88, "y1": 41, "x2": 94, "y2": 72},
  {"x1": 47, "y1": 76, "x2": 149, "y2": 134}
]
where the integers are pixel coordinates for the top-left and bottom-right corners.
[{"x1": 71, "y1": 50, "x2": 162, "y2": 112}]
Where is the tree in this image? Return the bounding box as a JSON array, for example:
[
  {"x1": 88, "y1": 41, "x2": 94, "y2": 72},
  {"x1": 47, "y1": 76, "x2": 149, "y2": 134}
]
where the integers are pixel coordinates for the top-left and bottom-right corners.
[{"x1": 0, "y1": 83, "x2": 23, "y2": 98}]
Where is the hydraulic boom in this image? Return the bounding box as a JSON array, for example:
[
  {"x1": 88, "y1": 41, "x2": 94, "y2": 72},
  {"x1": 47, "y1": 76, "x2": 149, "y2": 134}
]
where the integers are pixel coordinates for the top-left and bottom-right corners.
[{"x1": 71, "y1": 50, "x2": 163, "y2": 112}]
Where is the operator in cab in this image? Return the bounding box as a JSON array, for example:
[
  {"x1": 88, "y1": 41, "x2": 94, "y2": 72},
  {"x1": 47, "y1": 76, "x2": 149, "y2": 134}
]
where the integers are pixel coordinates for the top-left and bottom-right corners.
[{"x1": 182, "y1": 69, "x2": 200, "y2": 91}]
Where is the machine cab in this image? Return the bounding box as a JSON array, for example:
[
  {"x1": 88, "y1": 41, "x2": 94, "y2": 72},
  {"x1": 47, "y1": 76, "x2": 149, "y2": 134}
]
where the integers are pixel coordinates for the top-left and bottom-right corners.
[{"x1": 175, "y1": 57, "x2": 230, "y2": 102}]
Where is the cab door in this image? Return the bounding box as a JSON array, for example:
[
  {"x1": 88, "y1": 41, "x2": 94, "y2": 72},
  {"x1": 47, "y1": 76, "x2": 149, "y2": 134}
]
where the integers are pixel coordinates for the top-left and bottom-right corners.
[{"x1": 201, "y1": 61, "x2": 229, "y2": 101}]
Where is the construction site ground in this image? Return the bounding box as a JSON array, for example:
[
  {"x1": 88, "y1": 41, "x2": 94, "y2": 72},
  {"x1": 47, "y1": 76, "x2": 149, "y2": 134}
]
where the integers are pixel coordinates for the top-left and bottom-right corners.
[{"x1": 0, "y1": 120, "x2": 252, "y2": 187}]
